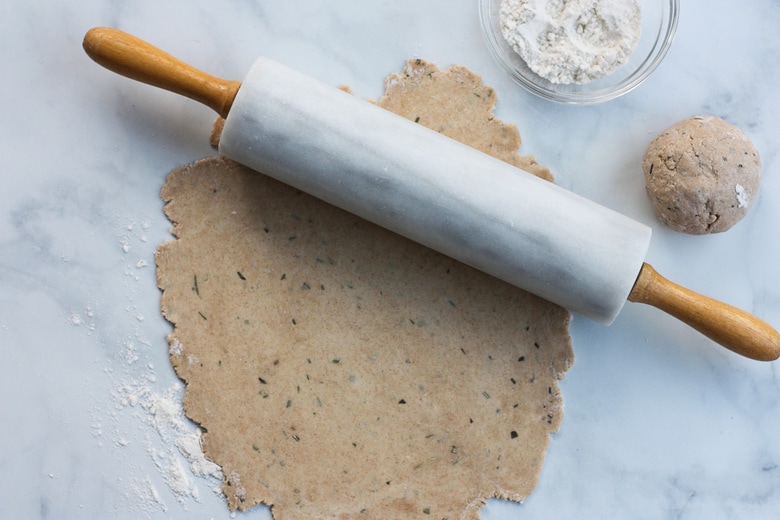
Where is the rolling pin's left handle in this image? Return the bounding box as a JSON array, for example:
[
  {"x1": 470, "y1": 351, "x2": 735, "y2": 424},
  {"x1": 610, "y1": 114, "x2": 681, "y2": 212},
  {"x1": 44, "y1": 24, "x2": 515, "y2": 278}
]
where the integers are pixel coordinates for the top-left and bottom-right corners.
[
  {"x1": 629, "y1": 263, "x2": 780, "y2": 361},
  {"x1": 83, "y1": 27, "x2": 241, "y2": 119}
]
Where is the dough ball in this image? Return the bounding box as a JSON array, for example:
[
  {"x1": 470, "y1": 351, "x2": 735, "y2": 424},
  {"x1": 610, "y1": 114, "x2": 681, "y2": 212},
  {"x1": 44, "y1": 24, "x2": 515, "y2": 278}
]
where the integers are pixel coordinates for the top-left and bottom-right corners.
[{"x1": 642, "y1": 116, "x2": 761, "y2": 234}]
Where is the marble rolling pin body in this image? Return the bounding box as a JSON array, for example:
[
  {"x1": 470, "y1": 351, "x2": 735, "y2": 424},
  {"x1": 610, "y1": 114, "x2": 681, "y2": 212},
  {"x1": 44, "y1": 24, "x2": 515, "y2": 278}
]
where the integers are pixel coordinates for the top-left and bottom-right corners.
[
  {"x1": 220, "y1": 57, "x2": 650, "y2": 324},
  {"x1": 83, "y1": 28, "x2": 780, "y2": 361}
]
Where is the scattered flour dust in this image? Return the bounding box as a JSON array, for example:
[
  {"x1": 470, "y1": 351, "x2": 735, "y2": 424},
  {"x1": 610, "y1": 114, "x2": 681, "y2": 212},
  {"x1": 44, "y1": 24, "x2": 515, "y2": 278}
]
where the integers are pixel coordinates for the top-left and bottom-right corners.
[
  {"x1": 69, "y1": 304, "x2": 96, "y2": 330},
  {"x1": 499, "y1": 0, "x2": 641, "y2": 84},
  {"x1": 142, "y1": 383, "x2": 221, "y2": 478},
  {"x1": 78, "y1": 215, "x2": 228, "y2": 518},
  {"x1": 111, "y1": 350, "x2": 225, "y2": 514}
]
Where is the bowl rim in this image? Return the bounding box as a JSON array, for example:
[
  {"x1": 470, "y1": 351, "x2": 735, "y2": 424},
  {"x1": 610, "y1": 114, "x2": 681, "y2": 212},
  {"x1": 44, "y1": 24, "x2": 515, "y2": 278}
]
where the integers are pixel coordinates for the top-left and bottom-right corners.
[{"x1": 478, "y1": 0, "x2": 680, "y2": 105}]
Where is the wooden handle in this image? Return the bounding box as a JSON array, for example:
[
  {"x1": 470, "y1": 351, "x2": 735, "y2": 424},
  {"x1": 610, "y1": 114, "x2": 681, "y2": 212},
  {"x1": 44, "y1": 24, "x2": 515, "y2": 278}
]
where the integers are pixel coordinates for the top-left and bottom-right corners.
[
  {"x1": 83, "y1": 27, "x2": 241, "y2": 119},
  {"x1": 628, "y1": 263, "x2": 780, "y2": 361}
]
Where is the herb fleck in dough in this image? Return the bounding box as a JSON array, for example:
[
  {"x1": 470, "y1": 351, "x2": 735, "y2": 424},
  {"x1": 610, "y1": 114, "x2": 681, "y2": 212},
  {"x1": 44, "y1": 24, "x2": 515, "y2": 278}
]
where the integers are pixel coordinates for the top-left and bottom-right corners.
[{"x1": 157, "y1": 59, "x2": 573, "y2": 519}]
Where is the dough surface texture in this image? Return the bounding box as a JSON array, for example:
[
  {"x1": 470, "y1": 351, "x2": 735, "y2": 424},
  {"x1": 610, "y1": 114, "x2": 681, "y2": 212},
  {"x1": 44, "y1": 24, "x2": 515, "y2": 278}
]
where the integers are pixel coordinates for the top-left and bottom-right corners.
[
  {"x1": 157, "y1": 59, "x2": 573, "y2": 519},
  {"x1": 642, "y1": 116, "x2": 761, "y2": 234}
]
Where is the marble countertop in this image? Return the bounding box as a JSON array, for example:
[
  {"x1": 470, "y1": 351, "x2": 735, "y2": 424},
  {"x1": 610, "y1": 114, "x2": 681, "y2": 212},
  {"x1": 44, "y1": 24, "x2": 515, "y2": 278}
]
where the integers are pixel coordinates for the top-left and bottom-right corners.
[{"x1": 2, "y1": 1, "x2": 779, "y2": 518}]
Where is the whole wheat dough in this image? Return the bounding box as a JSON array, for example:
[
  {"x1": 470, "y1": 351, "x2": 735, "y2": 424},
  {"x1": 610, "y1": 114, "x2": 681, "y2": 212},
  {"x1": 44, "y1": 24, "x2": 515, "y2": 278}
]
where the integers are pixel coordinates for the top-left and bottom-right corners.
[
  {"x1": 642, "y1": 116, "x2": 761, "y2": 234},
  {"x1": 157, "y1": 59, "x2": 573, "y2": 519}
]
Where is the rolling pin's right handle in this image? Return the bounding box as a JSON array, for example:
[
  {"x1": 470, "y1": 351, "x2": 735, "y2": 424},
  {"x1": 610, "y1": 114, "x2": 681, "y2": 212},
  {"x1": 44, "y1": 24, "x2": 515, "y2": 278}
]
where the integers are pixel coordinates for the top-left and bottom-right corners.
[
  {"x1": 628, "y1": 263, "x2": 780, "y2": 361},
  {"x1": 83, "y1": 27, "x2": 241, "y2": 119}
]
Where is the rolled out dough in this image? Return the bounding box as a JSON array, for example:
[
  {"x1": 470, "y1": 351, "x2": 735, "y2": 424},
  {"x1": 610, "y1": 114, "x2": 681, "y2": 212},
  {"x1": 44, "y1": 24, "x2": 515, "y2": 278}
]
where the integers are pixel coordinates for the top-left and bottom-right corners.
[{"x1": 157, "y1": 59, "x2": 573, "y2": 519}]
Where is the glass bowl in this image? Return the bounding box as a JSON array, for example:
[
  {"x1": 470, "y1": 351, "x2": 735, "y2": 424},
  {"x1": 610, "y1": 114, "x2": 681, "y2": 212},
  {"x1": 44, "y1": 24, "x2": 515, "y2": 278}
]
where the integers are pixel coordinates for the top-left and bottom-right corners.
[{"x1": 478, "y1": 0, "x2": 679, "y2": 104}]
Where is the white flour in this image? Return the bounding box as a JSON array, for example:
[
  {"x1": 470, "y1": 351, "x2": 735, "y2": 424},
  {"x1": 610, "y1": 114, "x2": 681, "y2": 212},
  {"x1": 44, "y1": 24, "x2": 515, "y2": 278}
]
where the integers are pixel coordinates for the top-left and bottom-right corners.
[
  {"x1": 114, "y1": 374, "x2": 225, "y2": 509},
  {"x1": 735, "y1": 184, "x2": 749, "y2": 208},
  {"x1": 79, "y1": 216, "x2": 228, "y2": 517},
  {"x1": 499, "y1": 0, "x2": 641, "y2": 84}
]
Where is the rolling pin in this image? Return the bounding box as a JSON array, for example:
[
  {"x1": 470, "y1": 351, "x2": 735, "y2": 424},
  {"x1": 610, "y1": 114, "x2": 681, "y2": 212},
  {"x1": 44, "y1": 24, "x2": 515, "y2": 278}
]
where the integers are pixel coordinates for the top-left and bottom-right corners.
[{"x1": 82, "y1": 27, "x2": 780, "y2": 361}]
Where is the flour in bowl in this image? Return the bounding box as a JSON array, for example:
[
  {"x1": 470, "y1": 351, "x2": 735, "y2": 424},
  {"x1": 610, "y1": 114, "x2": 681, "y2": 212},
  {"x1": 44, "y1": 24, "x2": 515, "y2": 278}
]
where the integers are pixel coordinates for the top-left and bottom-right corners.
[{"x1": 499, "y1": 0, "x2": 641, "y2": 84}]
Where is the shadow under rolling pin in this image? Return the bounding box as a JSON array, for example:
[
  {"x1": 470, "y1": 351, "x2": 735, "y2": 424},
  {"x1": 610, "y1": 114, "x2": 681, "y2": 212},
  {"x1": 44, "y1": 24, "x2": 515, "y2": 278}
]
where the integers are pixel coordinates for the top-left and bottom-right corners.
[{"x1": 83, "y1": 27, "x2": 780, "y2": 362}]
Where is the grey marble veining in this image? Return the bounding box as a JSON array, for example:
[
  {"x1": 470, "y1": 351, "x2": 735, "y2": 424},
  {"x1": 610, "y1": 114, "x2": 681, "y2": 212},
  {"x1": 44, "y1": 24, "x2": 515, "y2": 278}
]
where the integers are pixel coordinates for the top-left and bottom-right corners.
[{"x1": 1, "y1": 1, "x2": 779, "y2": 519}]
